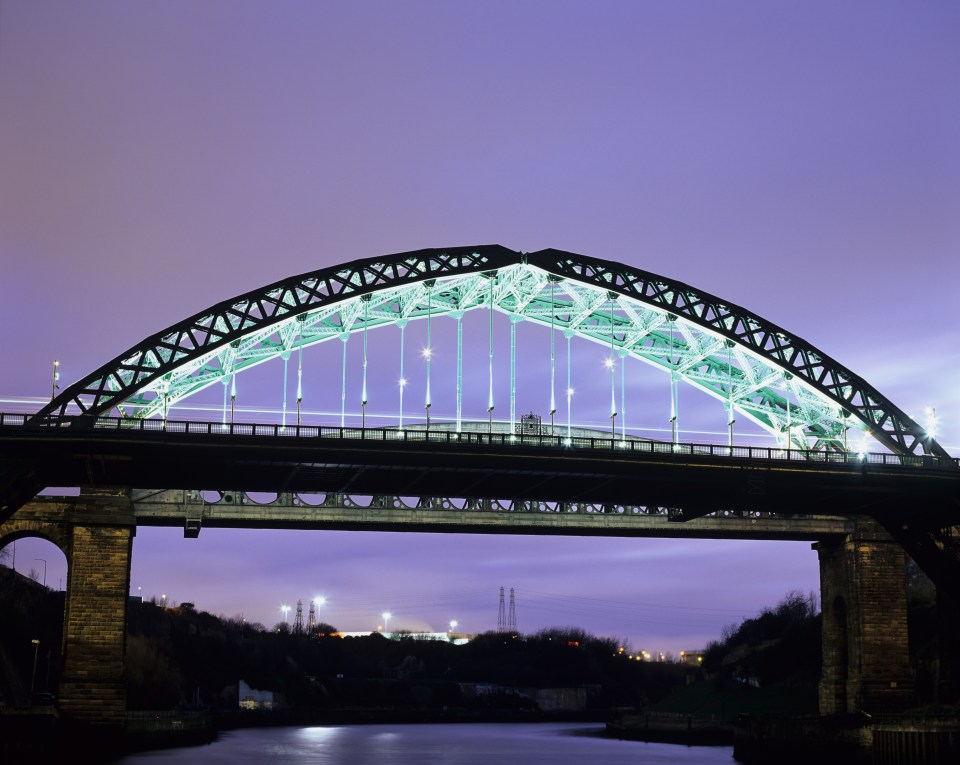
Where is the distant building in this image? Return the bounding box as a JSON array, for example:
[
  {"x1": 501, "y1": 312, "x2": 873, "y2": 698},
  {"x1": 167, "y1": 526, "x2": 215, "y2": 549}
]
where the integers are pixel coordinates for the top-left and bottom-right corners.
[
  {"x1": 336, "y1": 630, "x2": 472, "y2": 645},
  {"x1": 239, "y1": 679, "x2": 278, "y2": 710}
]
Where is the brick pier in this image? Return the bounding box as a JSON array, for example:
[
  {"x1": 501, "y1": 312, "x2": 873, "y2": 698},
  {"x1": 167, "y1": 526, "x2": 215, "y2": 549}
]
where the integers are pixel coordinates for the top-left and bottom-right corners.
[{"x1": 816, "y1": 519, "x2": 913, "y2": 713}]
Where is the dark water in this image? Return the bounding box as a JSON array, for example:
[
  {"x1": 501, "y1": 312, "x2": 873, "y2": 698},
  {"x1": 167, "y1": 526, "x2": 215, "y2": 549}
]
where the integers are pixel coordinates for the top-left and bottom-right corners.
[{"x1": 109, "y1": 723, "x2": 733, "y2": 764}]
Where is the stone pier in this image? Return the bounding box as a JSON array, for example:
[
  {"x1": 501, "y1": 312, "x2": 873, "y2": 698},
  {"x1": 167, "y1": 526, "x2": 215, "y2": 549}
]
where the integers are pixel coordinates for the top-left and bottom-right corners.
[
  {"x1": 816, "y1": 519, "x2": 913, "y2": 714},
  {"x1": 0, "y1": 489, "x2": 134, "y2": 732}
]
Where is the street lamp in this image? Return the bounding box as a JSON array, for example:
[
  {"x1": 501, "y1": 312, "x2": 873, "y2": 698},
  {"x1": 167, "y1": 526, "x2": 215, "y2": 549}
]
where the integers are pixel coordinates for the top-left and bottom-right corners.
[
  {"x1": 281, "y1": 604, "x2": 291, "y2": 623},
  {"x1": 30, "y1": 639, "x2": 40, "y2": 700},
  {"x1": 381, "y1": 611, "x2": 391, "y2": 633},
  {"x1": 51, "y1": 360, "x2": 60, "y2": 401},
  {"x1": 161, "y1": 593, "x2": 167, "y2": 608},
  {"x1": 34, "y1": 558, "x2": 46, "y2": 588},
  {"x1": 449, "y1": 620, "x2": 458, "y2": 632}
]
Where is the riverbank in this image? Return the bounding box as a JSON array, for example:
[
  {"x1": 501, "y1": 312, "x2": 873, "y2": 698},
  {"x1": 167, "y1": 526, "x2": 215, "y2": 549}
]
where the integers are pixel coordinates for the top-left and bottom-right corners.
[
  {"x1": 0, "y1": 707, "x2": 62, "y2": 763},
  {"x1": 733, "y1": 713, "x2": 960, "y2": 765},
  {"x1": 606, "y1": 711, "x2": 733, "y2": 746}
]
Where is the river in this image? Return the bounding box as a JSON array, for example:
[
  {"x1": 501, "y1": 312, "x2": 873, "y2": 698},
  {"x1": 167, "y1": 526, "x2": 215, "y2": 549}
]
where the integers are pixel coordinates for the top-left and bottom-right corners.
[{"x1": 107, "y1": 722, "x2": 734, "y2": 764}]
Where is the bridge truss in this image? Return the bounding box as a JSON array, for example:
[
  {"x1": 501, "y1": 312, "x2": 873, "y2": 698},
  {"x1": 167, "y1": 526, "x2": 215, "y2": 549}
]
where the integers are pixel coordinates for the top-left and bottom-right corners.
[{"x1": 34, "y1": 245, "x2": 946, "y2": 458}]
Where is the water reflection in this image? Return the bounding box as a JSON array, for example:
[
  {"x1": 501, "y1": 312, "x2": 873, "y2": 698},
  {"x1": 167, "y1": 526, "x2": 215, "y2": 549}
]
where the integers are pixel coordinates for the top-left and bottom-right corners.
[{"x1": 109, "y1": 723, "x2": 733, "y2": 765}]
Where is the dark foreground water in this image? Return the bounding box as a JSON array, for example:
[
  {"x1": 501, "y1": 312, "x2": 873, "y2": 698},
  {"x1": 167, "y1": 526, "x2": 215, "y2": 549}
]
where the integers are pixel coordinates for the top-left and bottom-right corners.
[{"x1": 108, "y1": 723, "x2": 733, "y2": 764}]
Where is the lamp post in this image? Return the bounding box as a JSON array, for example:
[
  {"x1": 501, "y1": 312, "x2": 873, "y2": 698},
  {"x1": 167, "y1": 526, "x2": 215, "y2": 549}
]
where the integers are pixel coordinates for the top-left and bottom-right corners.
[
  {"x1": 30, "y1": 639, "x2": 40, "y2": 701},
  {"x1": 34, "y1": 558, "x2": 46, "y2": 588},
  {"x1": 51, "y1": 360, "x2": 60, "y2": 401},
  {"x1": 448, "y1": 620, "x2": 458, "y2": 633}
]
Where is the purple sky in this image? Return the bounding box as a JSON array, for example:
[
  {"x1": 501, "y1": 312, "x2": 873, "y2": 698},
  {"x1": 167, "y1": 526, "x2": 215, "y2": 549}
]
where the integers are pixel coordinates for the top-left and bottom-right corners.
[{"x1": 1, "y1": 2, "x2": 958, "y2": 654}]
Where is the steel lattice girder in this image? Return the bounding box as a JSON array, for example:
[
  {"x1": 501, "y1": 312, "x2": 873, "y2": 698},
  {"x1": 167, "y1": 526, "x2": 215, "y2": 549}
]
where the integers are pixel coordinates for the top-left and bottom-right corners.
[{"x1": 32, "y1": 245, "x2": 947, "y2": 459}]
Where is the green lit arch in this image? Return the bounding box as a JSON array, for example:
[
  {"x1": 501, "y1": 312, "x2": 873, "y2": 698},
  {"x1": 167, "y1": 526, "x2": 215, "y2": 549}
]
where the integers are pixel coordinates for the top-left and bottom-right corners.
[{"x1": 34, "y1": 245, "x2": 947, "y2": 459}]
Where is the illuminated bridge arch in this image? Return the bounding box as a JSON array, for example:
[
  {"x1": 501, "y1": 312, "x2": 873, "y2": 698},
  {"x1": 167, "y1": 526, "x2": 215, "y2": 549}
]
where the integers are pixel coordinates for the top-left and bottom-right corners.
[{"x1": 35, "y1": 245, "x2": 947, "y2": 459}]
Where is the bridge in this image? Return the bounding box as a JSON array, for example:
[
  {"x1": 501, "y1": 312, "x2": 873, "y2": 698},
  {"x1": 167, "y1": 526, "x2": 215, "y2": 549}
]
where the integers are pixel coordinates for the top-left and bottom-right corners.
[{"x1": 1, "y1": 245, "x2": 958, "y2": 732}]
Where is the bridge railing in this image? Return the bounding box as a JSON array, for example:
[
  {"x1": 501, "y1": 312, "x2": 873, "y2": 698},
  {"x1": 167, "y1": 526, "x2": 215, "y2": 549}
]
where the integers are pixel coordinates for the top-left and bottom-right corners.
[{"x1": 2, "y1": 412, "x2": 957, "y2": 471}]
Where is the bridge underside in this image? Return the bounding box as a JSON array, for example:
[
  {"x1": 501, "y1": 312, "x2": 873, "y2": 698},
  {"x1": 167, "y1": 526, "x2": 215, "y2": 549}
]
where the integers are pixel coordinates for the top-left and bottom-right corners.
[{"x1": 17, "y1": 489, "x2": 855, "y2": 540}]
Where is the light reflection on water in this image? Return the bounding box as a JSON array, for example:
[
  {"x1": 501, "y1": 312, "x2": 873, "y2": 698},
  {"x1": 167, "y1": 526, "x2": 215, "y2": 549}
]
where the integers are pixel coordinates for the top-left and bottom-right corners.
[{"x1": 109, "y1": 723, "x2": 733, "y2": 765}]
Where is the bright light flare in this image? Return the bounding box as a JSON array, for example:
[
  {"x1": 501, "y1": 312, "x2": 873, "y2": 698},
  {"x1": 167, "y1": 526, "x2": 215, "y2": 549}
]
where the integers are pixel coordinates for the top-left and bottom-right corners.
[
  {"x1": 398, "y1": 377, "x2": 407, "y2": 388},
  {"x1": 604, "y1": 357, "x2": 615, "y2": 369},
  {"x1": 421, "y1": 347, "x2": 432, "y2": 359}
]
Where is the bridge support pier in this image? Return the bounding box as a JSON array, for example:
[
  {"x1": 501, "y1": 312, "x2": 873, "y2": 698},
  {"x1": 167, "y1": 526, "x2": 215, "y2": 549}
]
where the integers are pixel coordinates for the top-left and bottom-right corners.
[
  {"x1": 816, "y1": 520, "x2": 913, "y2": 714},
  {"x1": 57, "y1": 490, "x2": 134, "y2": 732}
]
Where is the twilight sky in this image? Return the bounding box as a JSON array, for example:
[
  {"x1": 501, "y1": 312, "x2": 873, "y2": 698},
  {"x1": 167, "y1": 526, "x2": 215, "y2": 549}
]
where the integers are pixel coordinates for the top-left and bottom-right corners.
[{"x1": 1, "y1": 2, "x2": 958, "y2": 654}]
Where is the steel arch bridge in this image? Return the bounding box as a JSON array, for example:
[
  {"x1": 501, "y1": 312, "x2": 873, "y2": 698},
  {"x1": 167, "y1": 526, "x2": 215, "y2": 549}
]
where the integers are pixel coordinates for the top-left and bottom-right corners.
[{"x1": 34, "y1": 245, "x2": 947, "y2": 460}]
